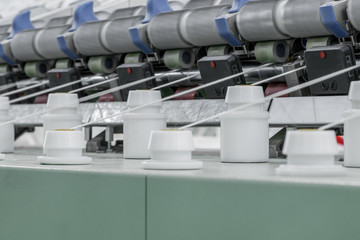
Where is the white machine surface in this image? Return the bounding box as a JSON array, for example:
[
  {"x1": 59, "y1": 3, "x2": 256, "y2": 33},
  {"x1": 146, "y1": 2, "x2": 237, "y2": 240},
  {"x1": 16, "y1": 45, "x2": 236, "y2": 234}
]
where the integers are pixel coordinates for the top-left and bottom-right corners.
[{"x1": 1, "y1": 148, "x2": 359, "y2": 187}]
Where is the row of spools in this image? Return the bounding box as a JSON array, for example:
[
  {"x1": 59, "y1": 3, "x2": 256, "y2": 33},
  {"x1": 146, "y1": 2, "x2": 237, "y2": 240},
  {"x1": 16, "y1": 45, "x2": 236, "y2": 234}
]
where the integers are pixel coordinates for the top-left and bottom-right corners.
[{"x1": 7, "y1": 0, "x2": 360, "y2": 65}]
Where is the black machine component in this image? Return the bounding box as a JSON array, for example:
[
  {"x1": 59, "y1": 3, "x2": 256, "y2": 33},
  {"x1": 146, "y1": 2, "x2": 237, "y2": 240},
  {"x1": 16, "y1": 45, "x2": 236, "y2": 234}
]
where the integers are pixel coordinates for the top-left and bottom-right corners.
[
  {"x1": 47, "y1": 68, "x2": 81, "y2": 93},
  {"x1": 116, "y1": 62, "x2": 155, "y2": 101},
  {"x1": 198, "y1": 55, "x2": 245, "y2": 99},
  {"x1": 0, "y1": 72, "x2": 17, "y2": 94},
  {"x1": 305, "y1": 45, "x2": 358, "y2": 96}
]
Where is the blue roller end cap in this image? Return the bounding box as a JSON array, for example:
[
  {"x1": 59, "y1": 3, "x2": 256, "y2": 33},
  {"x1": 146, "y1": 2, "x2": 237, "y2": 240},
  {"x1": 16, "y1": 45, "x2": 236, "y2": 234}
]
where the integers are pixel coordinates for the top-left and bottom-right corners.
[
  {"x1": 215, "y1": 17, "x2": 242, "y2": 47},
  {"x1": 69, "y1": 1, "x2": 98, "y2": 32},
  {"x1": 0, "y1": 44, "x2": 16, "y2": 65},
  {"x1": 129, "y1": 27, "x2": 153, "y2": 54},
  {"x1": 7, "y1": 10, "x2": 34, "y2": 39},
  {"x1": 228, "y1": 0, "x2": 250, "y2": 13},
  {"x1": 320, "y1": 4, "x2": 348, "y2": 38},
  {"x1": 56, "y1": 35, "x2": 79, "y2": 60},
  {"x1": 142, "y1": 0, "x2": 173, "y2": 24}
]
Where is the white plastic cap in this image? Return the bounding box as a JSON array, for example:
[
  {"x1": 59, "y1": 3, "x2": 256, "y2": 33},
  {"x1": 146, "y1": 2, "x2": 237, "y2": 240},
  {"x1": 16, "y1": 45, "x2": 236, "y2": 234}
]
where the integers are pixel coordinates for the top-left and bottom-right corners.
[
  {"x1": 276, "y1": 130, "x2": 345, "y2": 176},
  {"x1": 143, "y1": 129, "x2": 202, "y2": 170},
  {"x1": 39, "y1": 130, "x2": 91, "y2": 165},
  {"x1": 225, "y1": 86, "x2": 265, "y2": 111},
  {"x1": 44, "y1": 130, "x2": 85, "y2": 149},
  {"x1": 283, "y1": 130, "x2": 339, "y2": 157},
  {"x1": 348, "y1": 81, "x2": 360, "y2": 109},
  {"x1": 0, "y1": 97, "x2": 10, "y2": 110},
  {"x1": 47, "y1": 93, "x2": 79, "y2": 109},
  {"x1": 127, "y1": 90, "x2": 162, "y2": 112},
  {"x1": 148, "y1": 130, "x2": 195, "y2": 153}
]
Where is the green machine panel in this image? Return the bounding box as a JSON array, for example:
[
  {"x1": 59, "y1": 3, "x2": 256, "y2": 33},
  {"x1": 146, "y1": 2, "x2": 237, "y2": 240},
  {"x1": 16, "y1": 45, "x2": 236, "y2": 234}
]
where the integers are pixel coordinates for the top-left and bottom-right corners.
[
  {"x1": 147, "y1": 176, "x2": 360, "y2": 240},
  {"x1": 0, "y1": 168, "x2": 146, "y2": 240}
]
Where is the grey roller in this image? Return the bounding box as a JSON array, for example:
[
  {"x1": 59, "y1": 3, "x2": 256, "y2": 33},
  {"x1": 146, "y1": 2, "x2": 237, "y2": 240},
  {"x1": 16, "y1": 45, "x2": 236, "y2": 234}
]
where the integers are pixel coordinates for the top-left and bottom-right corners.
[
  {"x1": 218, "y1": 0, "x2": 233, "y2": 5},
  {"x1": 348, "y1": 0, "x2": 360, "y2": 31},
  {"x1": 236, "y1": 0, "x2": 288, "y2": 42},
  {"x1": 109, "y1": 6, "x2": 145, "y2": 19},
  {"x1": 169, "y1": 1, "x2": 185, "y2": 10},
  {"x1": 181, "y1": 5, "x2": 231, "y2": 47},
  {"x1": 74, "y1": 20, "x2": 113, "y2": 56},
  {"x1": 148, "y1": 10, "x2": 193, "y2": 50},
  {"x1": 35, "y1": 25, "x2": 70, "y2": 60},
  {"x1": 102, "y1": 16, "x2": 145, "y2": 54},
  {"x1": 183, "y1": 0, "x2": 217, "y2": 9},
  {"x1": 276, "y1": 0, "x2": 332, "y2": 38},
  {"x1": 45, "y1": 16, "x2": 72, "y2": 28},
  {"x1": 11, "y1": 29, "x2": 45, "y2": 62}
]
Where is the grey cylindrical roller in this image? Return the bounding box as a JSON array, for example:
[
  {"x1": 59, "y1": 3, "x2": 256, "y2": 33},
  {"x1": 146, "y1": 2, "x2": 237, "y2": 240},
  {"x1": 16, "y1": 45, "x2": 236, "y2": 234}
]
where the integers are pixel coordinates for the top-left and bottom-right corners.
[
  {"x1": 74, "y1": 21, "x2": 113, "y2": 56},
  {"x1": 148, "y1": 10, "x2": 193, "y2": 50},
  {"x1": 348, "y1": 0, "x2": 360, "y2": 31},
  {"x1": 101, "y1": 16, "x2": 145, "y2": 54},
  {"x1": 11, "y1": 30, "x2": 45, "y2": 62},
  {"x1": 45, "y1": 16, "x2": 72, "y2": 28},
  {"x1": 218, "y1": 0, "x2": 233, "y2": 5},
  {"x1": 277, "y1": 0, "x2": 332, "y2": 38},
  {"x1": 182, "y1": 5, "x2": 231, "y2": 47},
  {"x1": 237, "y1": 0, "x2": 288, "y2": 42},
  {"x1": 35, "y1": 25, "x2": 70, "y2": 60},
  {"x1": 109, "y1": 6, "x2": 146, "y2": 19},
  {"x1": 183, "y1": 0, "x2": 217, "y2": 9}
]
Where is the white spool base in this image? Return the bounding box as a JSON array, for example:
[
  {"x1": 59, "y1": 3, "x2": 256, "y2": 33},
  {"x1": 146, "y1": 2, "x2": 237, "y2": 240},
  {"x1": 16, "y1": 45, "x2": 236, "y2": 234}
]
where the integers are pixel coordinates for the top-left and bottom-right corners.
[
  {"x1": 38, "y1": 156, "x2": 92, "y2": 165},
  {"x1": 276, "y1": 164, "x2": 346, "y2": 177},
  {"x1": 142, "y1": 160, "x2": 203, "y2": 170},
  {"x1": 0, "y1": 154, "x2": 5, "y2": 160}
]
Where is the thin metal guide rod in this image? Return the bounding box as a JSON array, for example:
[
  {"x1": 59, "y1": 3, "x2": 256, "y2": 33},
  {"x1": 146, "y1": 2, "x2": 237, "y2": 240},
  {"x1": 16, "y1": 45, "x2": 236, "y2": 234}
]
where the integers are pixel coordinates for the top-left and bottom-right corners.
[
  {"x1": 180, "y1": 64, "x2": 360, "y2": 129},
  {"x1": 2, "y1": 81, "x2": 49, "y2": 97},
  {"x1": 0, "y1": 69, "x2": 181, "y2": 126},
  {"x1": 71, "y1": 63, "x2": 273, "y2": 129}
]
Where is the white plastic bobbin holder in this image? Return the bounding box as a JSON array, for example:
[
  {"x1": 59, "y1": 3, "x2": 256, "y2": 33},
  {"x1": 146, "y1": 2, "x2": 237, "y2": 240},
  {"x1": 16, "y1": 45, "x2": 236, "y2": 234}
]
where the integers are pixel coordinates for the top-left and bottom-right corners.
[
  {"x1": 0, "y1": 97, "x2": 14, "y2": 154},
  {"x1": 38, "y1": 130, "x2": 92, "y2": 165},
  {"x1": 221, "y1": 86, "x2": 269, "y2": 163},
  {"x1": 143, "y1": 130, "x2": 203, "y2": 170},
  {"x1": 276, "y1": 130, "x2": 346, "y2": 176},
  {"x1": 123, "y1": 90, "x2": 167, "y2": 159},
  {"x1": 344, "y1": 81, "x2": 360, "y2": 167},
  {"x1": 42, "y1": 93, "x2": 82, "y2": 143}
]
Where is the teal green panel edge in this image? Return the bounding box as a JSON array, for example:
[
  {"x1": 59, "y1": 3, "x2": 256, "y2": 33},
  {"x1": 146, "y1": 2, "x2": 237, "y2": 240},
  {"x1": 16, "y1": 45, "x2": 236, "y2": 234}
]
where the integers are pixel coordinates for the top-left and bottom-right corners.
[
  {"x1": 0, "y1": 168, "x2": 146, "y2": 240},
  {"x1": 147, "y1": 176, "x2": 360, "y2": 240}
]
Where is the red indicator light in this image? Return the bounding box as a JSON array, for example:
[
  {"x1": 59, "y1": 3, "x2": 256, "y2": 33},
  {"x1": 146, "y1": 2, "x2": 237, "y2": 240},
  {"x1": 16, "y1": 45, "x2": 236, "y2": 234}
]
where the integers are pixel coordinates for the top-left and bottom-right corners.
[
  {"x1": 127, "y1": 68, "x2": 132, "y2": 74},
  {"x1": 210, "y1": 61, "x2": 216, "y2": 69},
  {"x1": 320, "y1": 51, "x2": 326, "y2": 59},
  {"x1": 56, "y1": 73, "x2": 61, "y2": 79}
]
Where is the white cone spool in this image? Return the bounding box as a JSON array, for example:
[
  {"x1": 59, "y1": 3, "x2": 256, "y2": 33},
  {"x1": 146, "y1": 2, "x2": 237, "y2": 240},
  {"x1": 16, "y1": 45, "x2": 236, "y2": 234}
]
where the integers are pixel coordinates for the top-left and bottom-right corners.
[
  {"x1": 143, "y1": 130, "x2": 203, "y2": 170},
  {"x1": 276, "y1": 130, "x2": 345, "y2": 176},
  {"x1": 344, "y1": 81, "x2": 360, "y2": 167},
  {"x1": 0, "y1": 97, "x2": 14, "y2": 153},
  {"x1": 42, "y1": 93, "x2": 82, "y2": 143},
  {"x1": 38, "y1": 130, "x2": 92, "y2": 165},
  {"x1": 221, "y1": 86, "x2": 269, "y2": 163},
  {"x1": 123, "y1": 90, "x2": 167, "y2": 159}
]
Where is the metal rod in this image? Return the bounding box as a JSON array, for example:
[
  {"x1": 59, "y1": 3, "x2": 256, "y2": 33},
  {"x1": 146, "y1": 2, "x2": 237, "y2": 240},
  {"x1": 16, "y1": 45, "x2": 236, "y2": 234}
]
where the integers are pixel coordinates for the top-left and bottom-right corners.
[
  {"x1": 180, "y1": 64, "x2": 360, "y2": 129},
  {"x1": 71, "y1": 63, "x2": 273, "y2": 129},
  {"x1": 9, "y1": 78, "x2": 84, "y2": 104},
  {"x1": 151, "y1": 73, "x2": 201, "y2": 90},
  {"x1": 2, "y1": 80, "x2": 49, "y2": 97},
  {"x1": 0, "y1": 69, "x2": 181, "y2": 126},
  {"x1": 69, "y1": 77, "x2": 119, "y2": 93}
]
